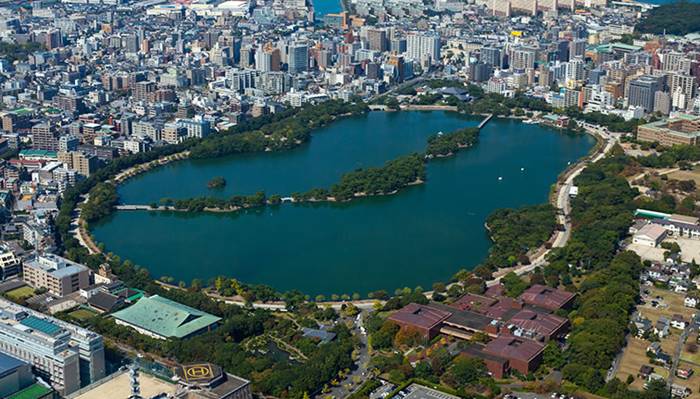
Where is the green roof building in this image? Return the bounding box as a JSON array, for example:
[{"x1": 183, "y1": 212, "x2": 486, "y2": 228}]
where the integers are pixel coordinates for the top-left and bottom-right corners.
[{"x1": 111, "y1": 295, "x2": 221, "y2": 339}]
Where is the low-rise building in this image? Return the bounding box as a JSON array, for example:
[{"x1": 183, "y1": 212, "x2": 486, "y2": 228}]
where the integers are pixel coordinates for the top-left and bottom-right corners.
[
  {"x1": 111, "y1": 295, "x2": 221, "y2": 340},
  {"x1": 0, "y1": 250, "x2": 21, "y2": 281},
  {"x1": 633, "y1": 223, "x2": 668, "y2": 247},
  {"x1": 637, "y1": 114, "x2": 700, "y2": 146},
  {"x1": 23, "y1": 254, "x2": 91, "y2": 297},
  {"x1": 518, "y1": 285, "x2": 576, "y2": 311}
]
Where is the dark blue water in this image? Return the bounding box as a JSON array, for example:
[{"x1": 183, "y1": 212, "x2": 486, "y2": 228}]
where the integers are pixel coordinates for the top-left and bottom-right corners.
[{"x1": 94, "y1": 112, "x2": 595, "y2": 296}]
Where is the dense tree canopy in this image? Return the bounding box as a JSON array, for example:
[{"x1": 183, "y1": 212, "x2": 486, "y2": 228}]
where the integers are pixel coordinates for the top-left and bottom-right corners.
[{"x1": 636, "y1": 1, "x2": 700, "y2": 36}]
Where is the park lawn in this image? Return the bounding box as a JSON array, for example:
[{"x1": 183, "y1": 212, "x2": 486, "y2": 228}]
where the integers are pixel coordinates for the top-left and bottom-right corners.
[
  {"x1": 69, "y1": 308, "x2": 98, "y2": 321},
  {"x1": 5, "y1": 286, "x2": 34, "y2": 301}
]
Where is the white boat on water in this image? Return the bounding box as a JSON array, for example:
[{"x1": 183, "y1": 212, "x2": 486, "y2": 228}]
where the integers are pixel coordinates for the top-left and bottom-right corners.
[{"x1": 523, "y1": 119, "x2": 539, "y2": 124}]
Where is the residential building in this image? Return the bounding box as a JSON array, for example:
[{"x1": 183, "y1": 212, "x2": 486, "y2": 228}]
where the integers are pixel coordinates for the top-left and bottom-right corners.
[
  {"x1": 406, "y1": 32, "x2": 441, "y2": 65},
  {"x1": 58, "y1": 151, "x2": 99, "y2": 177}
]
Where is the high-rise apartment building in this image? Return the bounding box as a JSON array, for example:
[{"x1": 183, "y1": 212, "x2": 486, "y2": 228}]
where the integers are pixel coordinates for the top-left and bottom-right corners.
[{"x1": 406, "y1": 32, "x2": 441, "y2": 65}]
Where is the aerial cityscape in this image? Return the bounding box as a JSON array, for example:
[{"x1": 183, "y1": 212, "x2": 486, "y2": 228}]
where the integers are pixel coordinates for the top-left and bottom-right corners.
[{"x1": 0, "y1": 0, "x2": 700, "y2": 398}]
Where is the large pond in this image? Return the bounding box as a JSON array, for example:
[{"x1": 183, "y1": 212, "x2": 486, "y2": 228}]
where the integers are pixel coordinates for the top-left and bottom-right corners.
[{"x1": 92, "y1": 111, "x2": 595, "y2": 296}]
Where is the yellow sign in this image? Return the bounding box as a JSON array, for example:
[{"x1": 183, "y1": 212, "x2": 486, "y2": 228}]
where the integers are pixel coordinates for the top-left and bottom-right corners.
[
  {"x1": 183, "y1": 364, "x2": 213, "y2": 381},
  {"x1": 511, "y1": 31, "x2": 523, "y2": 37}
]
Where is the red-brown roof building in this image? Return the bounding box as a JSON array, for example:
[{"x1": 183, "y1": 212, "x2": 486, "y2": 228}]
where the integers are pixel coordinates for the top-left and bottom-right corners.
[
  {"x1": 505, "y1": 309, "x2": 569, "y2": 342},
  {"x1": 387, "y1": 303, "x2": 452, "y2": 340},
  {"x1": 518, "y1": 285, "x2": 576, "y2": 311},
  {"x1": 482, "y1": 336, "x2": 545, "y2": 377}
]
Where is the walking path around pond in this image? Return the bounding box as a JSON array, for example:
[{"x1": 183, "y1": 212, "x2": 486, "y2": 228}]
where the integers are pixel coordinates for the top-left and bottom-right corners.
[{"x1": 484, "y1": 125, "x2": 616, "y2": 286}]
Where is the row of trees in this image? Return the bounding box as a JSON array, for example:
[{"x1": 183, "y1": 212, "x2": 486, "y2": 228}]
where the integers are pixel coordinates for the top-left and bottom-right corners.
[
  {"x1": 558, "y1": 107, "x2": 644, "y2": 133},
  {"x1": 426, "y1": 127, "x2": 480, "y2": 158},
  {"x1": 161, "y1": 191, "x2": 267, "y2": 212},
  {"x1": 541, "y1": 151, "x2": 644, "y2": 394}
]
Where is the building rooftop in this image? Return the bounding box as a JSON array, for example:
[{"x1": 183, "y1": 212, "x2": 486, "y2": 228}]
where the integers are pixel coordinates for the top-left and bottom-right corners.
[
  {"x1": 506, "y1": 309, "x2": 568, "y2": 339},
  {"x1": 518, "y1": 285, "x2": 576, "y2": 311},
  {"x1": 483, "y1": 335, "x2": 545, "y2": 363},
  {"x1": 20, "y1": 316, "x2": 63, "y2": 337},
  {"x1": 635, "y1": 223, "x2": 668, "y2": 241},
  {"x1": 24, "y1": 254, "x2": 89, "y2": 279},
  {"x1": 0, "y1": 352, "x2": 28, "y2": 379},
  {"x1": 639, "y1": 114, "x2": 700, "y2": 139},
  {"x1": 111, "y1": 295, "x2": 222, "y2": 338},
  {"x1": 388, "y1": 303, "x2": 452, "y2": 330}
]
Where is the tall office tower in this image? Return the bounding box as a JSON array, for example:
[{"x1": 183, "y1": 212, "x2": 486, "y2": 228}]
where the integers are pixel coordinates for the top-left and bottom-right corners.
[
  {"x1": 31, "y1": 123, "x2": 59, "y2": 151},
  {"x1": 538, "y1": 64, "x2": 552, "y2": 87},
  {"x1": 0, "y1": 298, "x2": 105, "y2": 395},
  {"x1": 565, "y1": 57, "x2": 585, "y2": 82},
  {"x1": 628, "y1": 75, "x2": 662, "y2": 112},
  {"x1": 480, "y1": 47, "x2": 502, "y2": 68},
  {"x1": 469, "y1": 62, "x2": 493, "y2": 82},
  {"x1": 390, "y1": 37, "x2": 407, "y2": 53},
  {"x1": 210, "y1": 44, "x2": 232, "y2": 67},
  {"x1": 367, "y1": 29, "x2": 387, "y2": 52},
  {"x1": 406, "y1": 32, "x2": 441, "y2": 65},
  {"x1": 45, "y1": 29, "x2": 63, "y2": 49},
  {"x1": 288, "y1": 42, "x2": 309, "y2": 74}
]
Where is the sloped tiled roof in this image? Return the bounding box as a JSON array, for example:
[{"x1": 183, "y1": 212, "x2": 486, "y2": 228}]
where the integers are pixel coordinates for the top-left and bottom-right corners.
[{"x1": 111, "y1": 295, "x2": 221, "y2": 338}]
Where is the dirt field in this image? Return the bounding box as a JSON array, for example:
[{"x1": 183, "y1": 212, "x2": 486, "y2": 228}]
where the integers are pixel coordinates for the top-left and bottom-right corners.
[
  {"x1": 668, "y1": 167, "x2": 700, "y2": 189},
  {"x1": 615, "y1": 288, "x2": 697, "y2": 391},
  {"x1": 614, "y1": 337, "x2": 663, "y2": 390},
  {"x1": 73, "y1": 370, "x2": 177, "y2": 399}
]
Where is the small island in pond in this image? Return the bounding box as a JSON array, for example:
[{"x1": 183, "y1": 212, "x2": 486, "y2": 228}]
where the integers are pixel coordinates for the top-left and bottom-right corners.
[
  {"x1": 426, "y1": 127, "x2": 479, "y2": 158},
  {"x1": 207, "y1": 176, "x2": 227, "y2": 189}
]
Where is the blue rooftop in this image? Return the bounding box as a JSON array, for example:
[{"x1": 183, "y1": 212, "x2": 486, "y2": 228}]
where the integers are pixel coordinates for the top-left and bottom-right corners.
[
  {"x1": 20, "y1": 316, "x2": 62, "y2": 336},
  {"x1": 0, "y1": 352, "x2": 27, "y2": 378}
]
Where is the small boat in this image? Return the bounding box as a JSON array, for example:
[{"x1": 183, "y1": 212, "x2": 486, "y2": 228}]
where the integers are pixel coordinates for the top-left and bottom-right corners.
[
  {"x1": 498, "y1": 176, "x2": 503, "y2": 181},
  {"x1": 437, "y1": 131, "x2": 444, "y2": 136},
  {"x1": 520, "y1": 167, "x2": 525, "y2": 171}
]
